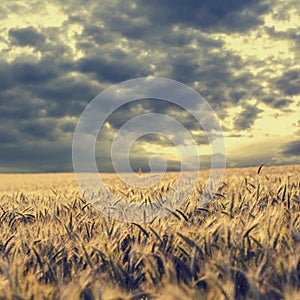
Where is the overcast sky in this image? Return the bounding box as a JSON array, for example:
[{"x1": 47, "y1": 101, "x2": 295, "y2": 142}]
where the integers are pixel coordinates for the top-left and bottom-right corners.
[{"x1": 0, "y1": 0, "x2": 299, "y2": 172}]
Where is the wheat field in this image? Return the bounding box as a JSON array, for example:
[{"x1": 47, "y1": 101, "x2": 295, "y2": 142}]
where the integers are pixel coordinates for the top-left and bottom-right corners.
[{"x1": 0, "y1": 165, "x2": 299, "y2": 299}]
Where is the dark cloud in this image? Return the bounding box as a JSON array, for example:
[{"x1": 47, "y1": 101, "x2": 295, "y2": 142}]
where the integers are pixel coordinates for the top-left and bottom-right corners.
[
  {"x1": 58, "y1": 119, "x2": 77, "y2": 133},
  {"x1": 12, "y1": 59, "x2": 58, "y2": 85},
  {"x1": 101, "y1": 99, "x2": 206, "y2": 133},
  {"x1": 59, "y1": 1, "x2": 271, "y2": 114},
  {"x1": 265, "y1": 26, "x2": 300, "y2": 62},
  {"x1": 137, "y1": 132, "x2": 210, "y2": 147},
  {"x1": 265, "y1": 26, "x2": 300, "y2": 40},
  {"x1": 234, "y1": 104, "x2": 263, "y2": 130},
  {"x1": 129, "y1": 156, "x2": 180, "y2": 172},
  {"x1": 0, "y1": 55, "x2": 101, "y2": 118},
  {"x1": 0, "y1": 0, "x2": 298, "y2": 172},
  {"x1": 0, "y1": 57, "x2": 61, "y2": 91},
  {"x1": 163, "y1": 28, "x2": 224, "y2": 48},
  {"x1": 82, "y1": 25, "x2": 113, "y2": 44},
  {"x1": 275, "y1": 69, "x2": 300, "y2": 96},
  {"x1": 75, "y1": 5, "x2": 267, "y2": 118},
  {"x1": 9, "y1": 26, "x2": 45, "y2": 47},
  {"x1": 281, "y1": 140, "x2": 300, "y2": 157},
  {"x1": 77, "y1": 56, "x2": 153, "y2": 83},
  {"x1": 104, "y1": 14, "x2": 153, "y2": 40},
  {"x1": 0, "y1": 142, "x2": 72, "y2": 172},
  {"x1": 169, "y1": 50, "x2": 260, "y2": 116},
  {"x1": 0, "y1": 61, "x2": 14, "y2": 90},
  {"x1": 228, "y1": 152, "x2": 278, "y2": 168},
  {"x1": 133, "y1": 0, "x2": 271, "y2": 33},
  {"x1": 95, "y1": 0, "x2": 269, "y2": 41},
  {"x1": 138, "y1": 134, "x2": 175, "y2": 147},
  {"x1": 95, "y1": 98, "x2": 211, "y2": 170},
  {"x1": 36, "y1": 77, "x2": 101, "y2": 117},
  {"x1": 0, "y1": 129, "x2": 17, "y2": 144},
  {"x1": 20, "y1": 119, "x2": 58, "y2": 141},
  {"x1": 260, "y1": 96, "x2": 293, "y2": 109},
  {"x1": 0, "y1": 88, "x2": 44, "y2": 120}
]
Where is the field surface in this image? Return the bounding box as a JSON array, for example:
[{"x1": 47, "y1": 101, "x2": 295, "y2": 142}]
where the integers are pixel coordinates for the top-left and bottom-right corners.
[{"x1": 0, "y1": 165, "x2": 299, "y2": 299}]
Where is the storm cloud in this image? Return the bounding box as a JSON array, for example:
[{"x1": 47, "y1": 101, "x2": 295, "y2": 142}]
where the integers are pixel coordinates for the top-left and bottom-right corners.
[
  {"x1": 0, "y1": 0, "x2": 299, "y2": 172},
  {"x1": 281, "y1": 140, "x2": 300, "y2": 157},
  {"x1": 234, "y1": 104, "x2": 263, "y2": 131},
  {"x1": 9, "y1": 26, "x2": 45, "y2": 47},
  {"x1": 124, "y1": 0, "x2": 271, "y2": 33}
]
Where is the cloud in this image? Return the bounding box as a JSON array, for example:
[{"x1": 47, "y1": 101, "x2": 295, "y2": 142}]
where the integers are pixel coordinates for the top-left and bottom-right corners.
[
  {"x1": 12, "y1": 59, "x2": 59, "y2": 85},
  {"x1": 0, "y1": 129, "x2": 18, "y2": 144},
  {"x1": 264, "y1": 25, "x2": 300, "y2": 63},
  {"x1": 0, "y1": 54, "x2": 102, "y2": 118},
  {"x1": 275, "y1": 69, "x2": 300, "y2": 96},
  {"x1": 36, "y1": 77, "x2": 101, "y2": 117},
  {"x1": 234, "y1": 104, "x2": 263, "y2": 130},
  {"x1": 77, "y1": 56, "x2": 153, "y2": 83},
  {"x1": 0, "y1": 0, "x2": 298, "y2": 172},
  {"x1": 265, "y1": 26, "x2": 300, "y2": 42},
  {"x1": 0, "y1": 88, "x2": 44, "y2": 120},
  {"x1": 20, "y1": 119, "x2": 58, "y2": 141},
  {"x1": 0, "y1": 56, "x2": 63, "y2": 91},
  {"x1": 82, "y1": 25, "x2": 113, "y2": 44},
  {"x1": 281, "y1": 140, "x2": 300, "y2": 157},
  {"x1": 228, "y1": 153, "x2": 278, "y2": 168},
  {"x1": 260, "y1": 96, "x2": 293, "y2": 109},
  {"x1": 61, "y1": 0, "x2": 276, "y2": 118},
  {"x1": 265, "y1": 25, "x2": 300, "y2": 45},
  {"x1": 133, "y1": 0, "x2": 271, "y2": 33},
  {"x1": 137, "y1": 134, "x2": 175, "y2": 147},
  {"x1": 9, "y1": 26, "x2": 45, "y2": 47},
  {"x1": 0, "y1": 142, "x2": 72, "y2": 172},
  {"x1": 100, "y1": 98, "x2": 212, "y2": 139}
]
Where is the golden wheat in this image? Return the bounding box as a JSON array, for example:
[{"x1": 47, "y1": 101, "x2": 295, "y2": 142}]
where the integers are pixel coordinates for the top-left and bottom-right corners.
[{"x1": 0, "y1": 165, "x2": 299, "y2": 299}]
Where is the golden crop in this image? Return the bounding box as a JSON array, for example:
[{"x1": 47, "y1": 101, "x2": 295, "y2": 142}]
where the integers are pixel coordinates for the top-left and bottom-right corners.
[{"x1": 0, "y1": 165, "x2": 299, "y2": 299}]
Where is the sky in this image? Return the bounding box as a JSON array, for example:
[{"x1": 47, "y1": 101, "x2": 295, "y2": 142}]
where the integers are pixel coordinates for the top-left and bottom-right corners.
[{"x1": 0, "y1": 0, "x2": 299, "y2": 172}]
